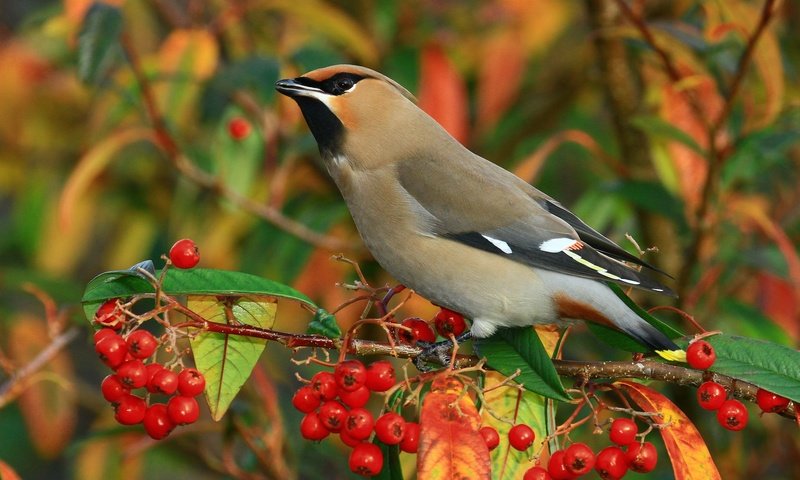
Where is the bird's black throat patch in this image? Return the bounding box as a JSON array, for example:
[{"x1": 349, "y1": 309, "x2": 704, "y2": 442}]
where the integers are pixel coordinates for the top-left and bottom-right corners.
[{"x1": 293, "y1": 96, "x2": 345, "y2": 157}]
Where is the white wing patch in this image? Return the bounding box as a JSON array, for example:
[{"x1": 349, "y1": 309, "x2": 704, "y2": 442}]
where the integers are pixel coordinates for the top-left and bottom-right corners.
[
  {"x1": 539, "y1": 237, "x2": 579, "y2": 253},
  {"x1": 482, "y1": 235, "x2": 513, "y2": 254},
  {"x1": 541, "y1": 237, "x2": 642, "y2": 285}
]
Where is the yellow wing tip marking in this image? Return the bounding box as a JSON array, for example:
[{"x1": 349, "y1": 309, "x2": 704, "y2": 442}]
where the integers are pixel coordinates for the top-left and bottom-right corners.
[{"x1": 655, "y1": 349, "x2": 686, "y2": 362}]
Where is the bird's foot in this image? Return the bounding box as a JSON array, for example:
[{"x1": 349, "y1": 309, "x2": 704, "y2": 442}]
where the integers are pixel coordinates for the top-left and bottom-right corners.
[{"x1": 413, "y1": 332, "x2": 472, "y2": 371}]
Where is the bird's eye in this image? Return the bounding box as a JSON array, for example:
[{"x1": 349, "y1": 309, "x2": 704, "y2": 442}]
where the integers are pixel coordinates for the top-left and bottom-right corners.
[{"x1": 330, "y1": 77, "x2": 355, "y2": 95}]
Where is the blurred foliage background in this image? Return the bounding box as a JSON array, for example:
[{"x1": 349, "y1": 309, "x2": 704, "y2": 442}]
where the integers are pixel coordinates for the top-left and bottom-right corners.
[{"x1": 0, "y1": 0, "x2": 798, "y2": 478}]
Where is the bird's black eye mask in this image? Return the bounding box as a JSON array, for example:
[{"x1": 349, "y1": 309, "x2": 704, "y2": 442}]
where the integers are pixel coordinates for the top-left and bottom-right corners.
[{"x1": 295, "y1": 73, "x2": 364, "y2": 96}]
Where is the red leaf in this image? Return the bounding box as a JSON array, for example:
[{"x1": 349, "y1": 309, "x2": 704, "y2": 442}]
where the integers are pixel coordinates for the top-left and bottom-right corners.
[
  {"x1": 418, "y1": 375, "x2": 491, "y2": 479},
  {"x1": 477, "y1": 32, "x2": 525, "y2": 131},
  {"x1": 418, "y1": 44, "x2": 469, "y2": 143},
  {"x1": 617, "y1": 380, "x2": 721, "y2": 480}
]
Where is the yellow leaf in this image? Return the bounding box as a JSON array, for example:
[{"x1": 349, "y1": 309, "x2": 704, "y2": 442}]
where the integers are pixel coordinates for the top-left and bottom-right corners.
[
  {"x1": 617, "y1": 380, "x2": 721, "y2": 480},
  {"x1": 419, "y1": 375, "x2": 491, "y2": 480},
  {"x1": 158, "y1": 29, "x2": 219, "y2": 80},
  {"x1": 266, "y1": 0, "x2": 379, "y2": 65},
  {"x1": 58, "y1": 127, "x2": 155, "y2": 229}
]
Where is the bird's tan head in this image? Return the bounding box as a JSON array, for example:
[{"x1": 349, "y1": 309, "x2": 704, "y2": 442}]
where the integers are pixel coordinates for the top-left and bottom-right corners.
[{"x1": 276, "y1": 65, "x2": 418, "y2": 160}]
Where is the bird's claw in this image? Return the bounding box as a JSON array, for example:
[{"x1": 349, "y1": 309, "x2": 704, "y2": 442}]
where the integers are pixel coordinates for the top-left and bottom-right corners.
[{"x1": 412, "y1": 332, "x2": 472, "y2": 371}]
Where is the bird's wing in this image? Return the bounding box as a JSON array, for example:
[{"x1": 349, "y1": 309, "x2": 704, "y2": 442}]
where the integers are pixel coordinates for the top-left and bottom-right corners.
[{"x1": 396, "y1": 153, "x2": 674, "y2": 296}]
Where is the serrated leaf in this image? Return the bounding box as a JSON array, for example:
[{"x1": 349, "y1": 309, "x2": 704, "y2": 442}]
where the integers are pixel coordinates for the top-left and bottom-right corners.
[
  {"x1": 418, "y1": 376, "x2": 490, "y2": 480},
  {"x1": 617, "y1": 380, "x2": 720, "y2": 480},
  {"x1": 82, "y1": 267, "x2": 317, "y2": 321},
  {"x1": 587, "y1": 284, "x2": 683, "y2": 352},
  {"x1": 306, "y1": 308, "x2": 341, "y2": 338},
  {"x1": 481, "y1": 371, "x2": 547, "y2": 479},
  {"x1": 477, "y1": 327, "x2": 569, "y2": 401},
  {"x1": 189, "y1": 295, "x2": 276, "y2": 420},
  {"x1": 679, "y1": 334, "x2": 800, "y2": 402},
  {"x1": 77, "y1": 3, "x2": 123, "y2": 84}
]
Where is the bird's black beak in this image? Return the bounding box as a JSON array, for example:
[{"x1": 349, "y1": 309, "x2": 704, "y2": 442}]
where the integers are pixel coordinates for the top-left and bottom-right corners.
[{"x1": 275, "y1": 78, "x2": 324, "y2": 98}]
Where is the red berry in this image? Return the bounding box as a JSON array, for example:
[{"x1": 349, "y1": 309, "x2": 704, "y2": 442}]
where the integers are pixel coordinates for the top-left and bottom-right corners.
[
  {"x1": 335, "y1": 360, "x2": 367, "y2": 392},
  {"x1": 149, "y1": 368, "x2": 179, "y2": 395},
  {"x1": 686, "y1": 340, "x2": 716, "y2": 370},
  {"x1": 143, "y1": 403, "x2": 175, "y2": 440},
  {"x1": 94, "y1": 328, "x2": 118, "y2": 344},
  {"x1": 94, "y1": 299, "x2": 125, "y2": 330},
  {"x1": 479, "y1": 426, "x2": 500, "y2": 451},
  {"x1": 114, "y1": 394, "x2": 147, "y2": 425},
  {"x1": 349, "y1": 442, "x2": 383, "y2": 477},
  {"x1": 609, "y1": 418, "x2": 638, "y2": 445},
  {"x1": 318, "y1": 400, "x2": 348, "y2": 432},
  {"x1": 178, "y1": 368, "x2": 206, "y2": 397},
  {"x1": 365, "y1": 360, "x2": 396, "y2": 392},
  {"x1": 523, "y1": 466, "x2": 552, "y2": 480},
  {"x1": 116, "y1": 359, "x2": 148, "y2": 389},
  {"x1": 227, "y1": 117, "x2": 251, "y2": 140},
  {"x1": 697, "y1": 381, "x2": 727, "y2": 411},
  {"x1": 169, "y1": 238, "x2": 200, "y2": 269},
  {"x1": 340, "y1": 430, "x2": 361, "y2": 447},
  {"x1": 344, "y1": 408, "x2": 375, "y2": 440},
  {"x1": 145, "y1": 363, "x2": 164, "y2": 384},
  {"x1": 375, "y1": 412, "x2": 406, "y2": 445},
  {"x1": 310, "y1": 371, "x2": 337, "y2": 400},
  {"x1": 398, "y1": 318, "x2": 436, "y2": 344},
  {"x1": 508, "y1": 424, "x2": 535, "y2": 451},
  {"x1": 95, "y1": 334, "x2": 128, "y2": 369},
  {"x1": 400, "y1": 422, "x2": 420, "y2": 453},
  {"x1": 756, "y1": 388, "x2": 790, "y2": 413},
  {"x1": 126, "y1": 330, "x2": 158, "y2": 359},
  {"x1": 339, "y1": 385, "x2": 371, "y2": 408},
  {"x1": 101, "y1": 374, "x2": 129, "y2": 402},
  {"x1": 292, "y1": 385, "x2": 321, "y2": 413},
  {"x1": 547, "y1": 450, "x2": 574, "y2": 480},
  {"x1": 434, "y1": 308, "x2": 467, "y2": 338},
  {"x1": 716, "y1": 399, "x2": 748, "y2": 431},
  {"x1": 595, "y1": 446, "x2": 628, "y2": 480},
  {"x1": 167, "y1": 396, "x2": 200, "y2": 425},
  {"x1": 300, "y1": 412, "x2": 329, "y2": 441},
  {"x1": 626, "y1": 441, "x2": 658, "y2": 473},
  {"x1": 564, "y1": 442, "x2": 595, "y2": 475}
]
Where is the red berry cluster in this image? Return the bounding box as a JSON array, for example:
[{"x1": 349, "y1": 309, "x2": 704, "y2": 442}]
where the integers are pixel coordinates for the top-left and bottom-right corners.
[
  {"x1": 397, "y1": 308, "x2": 468, "y2": 344},
  {"x1": 94, "y1": 299, "x2": 206, "y2": 439},
  {"x1": 513, "y1": 418, "x2": 657, "y2": 480},
  {"x1": 293, "y1": 359, "x2": 418, "y2": 477},
  {"x1": 688, "y1": 340, "x2": 759, "y2": 432}
]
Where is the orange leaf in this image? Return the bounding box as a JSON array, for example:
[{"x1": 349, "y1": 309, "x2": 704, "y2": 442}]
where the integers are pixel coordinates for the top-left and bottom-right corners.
[
  {"x1": 616, "y1": 380, "x2": 721, "y2": 480},
  {"x1": 8, "y1": 315, "x2": 77, "y2": 458},
  {"x1": 477, "y1": 31, "x2": 526, "y2": 131},
  {"x1": 418, "y1": 44, "x2": 469, "y2": 143},
  {"x1": 418, "y1": 375, "x2": 491, "y2": 479},
  {"x1": 0, "y1": 460, "x2": 21, "y2": 480},
  {"x1": 158, "y1": 29, "x2": 219, "y2": 80},
  {"x1": 660, "y1": 70, "x2": 725, "y2": 215}
]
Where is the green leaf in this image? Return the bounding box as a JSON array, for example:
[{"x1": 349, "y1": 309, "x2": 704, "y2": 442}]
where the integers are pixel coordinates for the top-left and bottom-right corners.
[
  {"x1": 373, "y1": 440, "x2": 403, "y2": 480},
  {"x1": 587, "y1": 284, "x2": 684, "y2": 352},
  {"x1": 306, "y1": 308, "x2": 341, "y2": 338},
  {"x1": 630, "y1": 115, "x2": 705, "y2": 156},
  {"x1": 481, "y1": 371, "x2": 548, "y2": 478},
  {"x1": 212, "y1": 107, "x2": 264, "y2": 205},
  {"x1": 477, "y1": 327, "x2": 569, "y2": 401},
  {"x1": 606, "y1": 181, "x2": 688, "y2": 233},
  {"x1": 77, "y1": 3, "x2": 123, "y2": 84},
  {"x1": 82, "y1": 267, "x2": 316, "y2": 312},
  {"x1": 188, "y1": 296, "x2": 275, "y2": 420},
  {"x1": 679, "y1": 335, "x2": 800, "y2": 402}
]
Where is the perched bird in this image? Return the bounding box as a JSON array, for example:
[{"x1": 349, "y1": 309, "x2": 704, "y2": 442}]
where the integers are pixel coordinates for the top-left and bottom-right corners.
[{"x1": 276, "y1": 65, "x2": 680, "y2": 355}]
